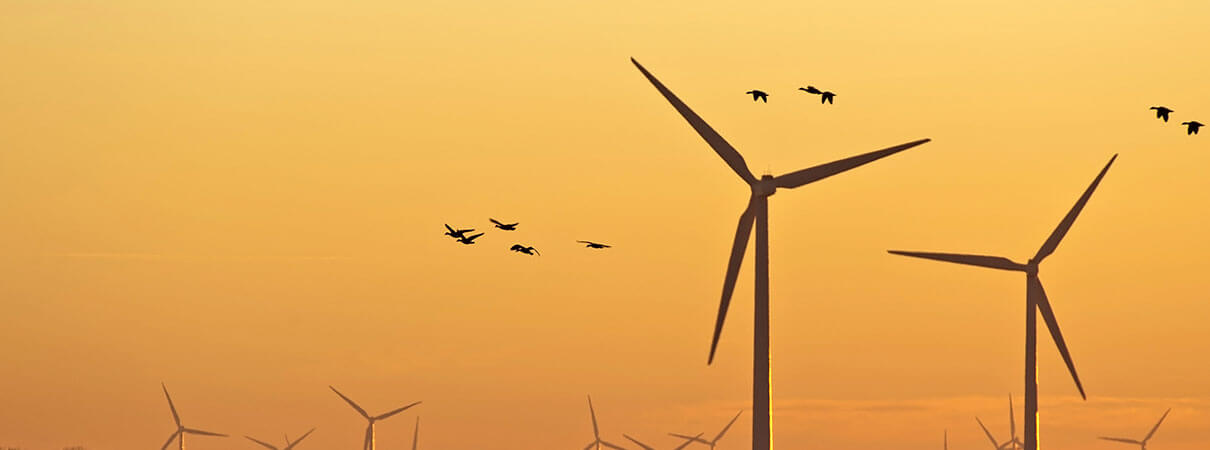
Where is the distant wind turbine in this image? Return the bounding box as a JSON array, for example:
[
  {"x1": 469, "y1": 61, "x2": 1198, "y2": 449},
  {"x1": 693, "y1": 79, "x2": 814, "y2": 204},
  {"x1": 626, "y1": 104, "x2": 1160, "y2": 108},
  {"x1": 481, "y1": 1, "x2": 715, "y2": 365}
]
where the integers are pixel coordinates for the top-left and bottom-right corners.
[
  {"x1": 627, "y1": 432, "x2": 703, "y2": 450},
  {"x1": 670, "y1": 411, "x2": 742, "y2": 449},
  {"x1": 159, "y1": 383, "x2": 227, "y2": 450},
  {"x1": 1099, "y1": 409, "x2": 1171, "y2": 450},
  {"x1": 412, "y1": 417, "x2": 420, "y2": 450},
  {"x1": 584, "y1": 396, "x2": 625, "y2": 450},
  {"x1": 245, "y1": 428, "x2": 315, "y2": 450},
  {"x1": 329, "y1": 386, "x2": 421, "y2": 450},
  {"x1": 632, "y1": 57, "x2": 930, "y2": 450},
  {"x1": 890, "y1": 155, "x2": 1118, "y2": 450}
]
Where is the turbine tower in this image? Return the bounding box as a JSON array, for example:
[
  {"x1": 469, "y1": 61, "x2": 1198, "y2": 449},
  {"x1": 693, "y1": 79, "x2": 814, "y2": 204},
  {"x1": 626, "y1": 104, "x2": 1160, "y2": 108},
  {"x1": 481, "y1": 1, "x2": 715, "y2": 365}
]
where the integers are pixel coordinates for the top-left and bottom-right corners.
[
  {"x1": 1099, "y1": 409, "x2": 1171, "y2": 450},
  {"x1": 329, "y1": 386, "x2": 421, "y2": 450},
  {"x1": 159, "y1": 383, "x2": 227, "y2": 450},
  {"x1": 889, "y1": 154, "x2": 1118, "y2": 450},
  {"x1": 632, "y1": 57, "x2": 930, "y2": 450},
  {"x1": 245, "y1": 428, "x2": 315, "y2": 450},
  {"x1": 670, "y1": 411, "x2": 743, "y2": 449}
]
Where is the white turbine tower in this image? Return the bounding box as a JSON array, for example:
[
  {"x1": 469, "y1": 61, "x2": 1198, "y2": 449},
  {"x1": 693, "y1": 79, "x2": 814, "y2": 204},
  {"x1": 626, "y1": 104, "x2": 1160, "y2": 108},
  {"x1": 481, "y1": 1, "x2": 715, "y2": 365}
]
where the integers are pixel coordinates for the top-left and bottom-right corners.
[{"x1": 632, "y1": 57, "x2": 929, "y2": 450}]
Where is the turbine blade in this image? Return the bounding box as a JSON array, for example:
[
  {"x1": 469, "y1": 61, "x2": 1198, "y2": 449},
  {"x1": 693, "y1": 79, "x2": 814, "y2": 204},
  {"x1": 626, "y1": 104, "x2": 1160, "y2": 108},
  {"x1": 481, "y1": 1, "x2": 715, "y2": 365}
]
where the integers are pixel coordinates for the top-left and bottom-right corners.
[
  {"x1": 1098, "y1": 437, "x2": 1143, "y2": 445},
  {"x1": 773, "y1": 138, "x2": 929, "y2": 189},
  {"x1": 161, "y1": 430, "x2": 181, "y2": 450},
  {"x1": 288, "y1": 428, "x2": 316, "y2": 449},
  {"x1": 584, "y1": 442, "x2": 596, "y2": 450},
  {"x1": 329, "y1": 386, "x2": 371, "y2": 419},
  {"x1": 976, "y1": 417, "x2": 1000, "y2": 449},
  {"x1": 1030, "y1": 276, "x2": 1086, "y2": 399},
  {"x1": 887, "y1": 250, "x2": 1025, "y2": 271},
  {"x1": 631, "y1": 58, "x2": 757, "y2": 185},
  {"x1": 601, "y1": 440, "x2": 626, "y2": 450},
  {"x1": 246, "y1": 436, "x2": 279, "y2": 450},
  {"x1": 184, "y1": 427, "x2": 227, "y2": 437},
  {"x1": 673, "y1": 433, "x2": 706, "y2": 450},
  {"x1": 623, "y1": 434, "x2": 655, "y2": 450},
  {"x1": 1033, "y1": 154, "x2": 1117, "y2": 262},
  {"x1": 588, "y1": 395, "x2": 600, "y2": 439},
  {"x1": 1009, "y1": 394, "x2": 1016, "y2": 441},
  {"x1": 669, "y1": 433, "x2": 700, "y2": 440},
  {"x1": 710, "y1": 200, "x2": 755, "y2": 364},
  {"x1": 161, "y1": 383, "x2": 181, "y2": 427},
  {"x1": 375, "y1": 401, "x2": 422, "y2": 420},
  {"x1": 1144, "y1": 408, "x2": 1171, "y2": 442},
  {"x1": 714, "y1": 410, "x2": 743, "y2": 442},
  {"x1": 413, "y1": 417, "x2": 420, "y2": 450}
]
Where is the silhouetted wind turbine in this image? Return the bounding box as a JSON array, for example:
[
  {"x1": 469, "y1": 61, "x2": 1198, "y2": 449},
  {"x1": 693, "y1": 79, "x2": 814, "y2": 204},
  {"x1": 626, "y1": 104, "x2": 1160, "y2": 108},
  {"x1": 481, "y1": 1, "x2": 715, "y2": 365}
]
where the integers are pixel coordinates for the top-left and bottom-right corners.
[
  {"x1": 584, "y1": 396, "x2": 625, "y2": 450},
  {"x1": 628, "y1": 432, "x2": 703, "y2": 450},
  {"x1": 245, "y1": 428, "x2": 315, "y2": 450},
  {"x1": 159, "y1": 383, "x2": 227, "y2": 450},
  {"x1": 976, "y1": 395, "x2": 1023, "y2": 450},
  {"x1": 1099, "y1": 409, "x2": 1171, "y2": 450},
  {"x1": 329, "y1": 386, "x2": 421, "y2": 450},
  {"x1": 632, "y1": 57, "x2": 929, "y2": 450},
  {"x1": 890, "y1": 155, "x2": 1118, "y2": 450},
  {"x1": 671, "y1": 411, "x2": 742, "y2": 449},
  {"x1": 412, "y1": 417, "x2": 420, "y2": 450}
]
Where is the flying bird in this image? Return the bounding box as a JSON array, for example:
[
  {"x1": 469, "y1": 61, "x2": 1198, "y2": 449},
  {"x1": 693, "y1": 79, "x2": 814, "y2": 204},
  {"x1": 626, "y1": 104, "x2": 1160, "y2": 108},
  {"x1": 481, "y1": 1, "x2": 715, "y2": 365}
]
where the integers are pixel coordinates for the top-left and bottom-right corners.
[
  {"x1": 490, "y1": 218, "x2": 518, "y2": 230},
  {"x1": 1149, "y1": 106, "x2": 1173, "y2": 122},
  {"x1": 746, "y1": 90, "x2": 769, "y2": 102},
  {"x1": 456, "y1": 233, "x2": 484, "y2": 245},
  {"x1": 1182, "y1": 121, "x2": 1203, "y2": 135},
  {"x1": 577, "y1": 240, "x2": 611, "y2": 249},
  {"x1": 444, "y1": 224, "x2": 474, "y2": 239},
  {"x1": 1099, "y1": 409, "x2": 1171, "y2": 450},
  {"x1": 510, "y1": 244, "x2": 539, "y2": 255},
  {"x1": 799, "y1": 86, "x2": 836, "y2": 104}
]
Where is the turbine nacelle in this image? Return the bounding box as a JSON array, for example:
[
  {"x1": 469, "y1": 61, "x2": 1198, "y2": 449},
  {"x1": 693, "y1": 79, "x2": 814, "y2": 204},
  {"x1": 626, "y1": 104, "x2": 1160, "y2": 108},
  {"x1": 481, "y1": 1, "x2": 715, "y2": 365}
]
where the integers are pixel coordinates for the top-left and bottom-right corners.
[{"x1": 752, "y1": 175, "x2": 777, "y2": 197}]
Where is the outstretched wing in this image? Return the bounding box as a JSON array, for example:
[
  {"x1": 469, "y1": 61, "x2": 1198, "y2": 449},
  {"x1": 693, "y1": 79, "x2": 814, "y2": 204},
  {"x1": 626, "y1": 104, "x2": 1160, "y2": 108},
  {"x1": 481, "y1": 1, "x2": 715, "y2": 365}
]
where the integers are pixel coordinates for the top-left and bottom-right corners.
[
  {"x1": 444, "y1": 224, "x2": 455, "y2": 233},
  {"x1": 468, "y1": 233, "x2": 484, "y2": 242},
  {"x1": 490, "y1": 218, "x2": 503, "y2": 226}
]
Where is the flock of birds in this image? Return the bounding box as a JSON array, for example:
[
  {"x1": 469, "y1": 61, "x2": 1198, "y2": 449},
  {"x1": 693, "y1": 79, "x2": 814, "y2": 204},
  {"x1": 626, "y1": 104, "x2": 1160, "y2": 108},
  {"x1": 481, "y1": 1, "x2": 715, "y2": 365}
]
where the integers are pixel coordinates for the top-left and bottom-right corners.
[
  {"x1": 1147, "y1": 106, "x2": 1200, "y2": 134},
  {"x1": 744, "y1": 85, "x2": 837, "y2": 104},
  {"x1": 443, "y1": 219, "x2": 611, "y2": 256}
]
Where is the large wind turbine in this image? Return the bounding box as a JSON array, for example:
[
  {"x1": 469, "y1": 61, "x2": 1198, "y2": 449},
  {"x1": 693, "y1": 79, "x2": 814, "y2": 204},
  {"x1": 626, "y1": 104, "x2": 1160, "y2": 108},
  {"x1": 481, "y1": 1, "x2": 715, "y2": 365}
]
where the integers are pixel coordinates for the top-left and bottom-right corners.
[
  {"x1": 584, "y1": 395, "x2": 625, "y2": 450},
  {"x1": 1099, "y1": 409, "x2": 1171, "y2": 450},
  {"x1": 670, "y1": 411, "x2": 742, "y2": 450},
  {"x1": 889, "y1": 154, "x2": 1118, "y2": 450},
  {"x1": 245, "y1": 428, "x2": 315, "y2": 450},
  {"x1": 632, "y1": 58, "x2": 929, "y2": 450},
  {"x1": 329, "y1": 386, "x2": 421, "y2": 450},
  {"x1": 159, "y1": 383, "x2": 227, "y2": 450}
]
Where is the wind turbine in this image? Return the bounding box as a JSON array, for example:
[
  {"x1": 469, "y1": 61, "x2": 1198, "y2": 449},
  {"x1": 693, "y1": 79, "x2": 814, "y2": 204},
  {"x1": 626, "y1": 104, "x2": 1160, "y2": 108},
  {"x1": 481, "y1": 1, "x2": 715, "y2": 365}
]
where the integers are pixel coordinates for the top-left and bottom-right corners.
[
  {"x1": 670, "y1": 411, "x2": 743, "y2": 449},
  {"x1": 631, "y1": 57, "x2": 930, "y2": 450},
  {"x1": 584, "y1": 395, "x2": 625, "y2": 450},
  {"x1": 1099, "y1": 409, "x2": 1171, "y2": 450},
  {"x1": 889, "y1": 154, "x2": 1117, "y2": 450},
  {"x1": 412, "y1": 417, "x2": 420, "y2": 450},
  {"x1": 159, "y1": 383, "x2": 227, "y2": 450},
  {"x1": 626, "y1": 432, "x2": 704, "y2": 450},
  {"x1": 329, "y1": 386, "x2": 421, "y2": 450},
  {"x1": 245, "y1": 428, "x2": 315, "y2": 450}
]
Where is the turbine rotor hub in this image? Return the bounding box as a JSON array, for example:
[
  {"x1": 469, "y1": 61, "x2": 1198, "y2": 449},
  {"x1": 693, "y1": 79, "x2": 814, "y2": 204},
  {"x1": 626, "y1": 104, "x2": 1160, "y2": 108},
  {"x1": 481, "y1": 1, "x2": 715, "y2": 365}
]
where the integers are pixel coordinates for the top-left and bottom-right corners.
[
  {"x1": 1025, "y1": 261, "x2": 1039, "y2": 276},
  {"x1": 753, "y1": 175, "x2": 777, "y2": 197}
]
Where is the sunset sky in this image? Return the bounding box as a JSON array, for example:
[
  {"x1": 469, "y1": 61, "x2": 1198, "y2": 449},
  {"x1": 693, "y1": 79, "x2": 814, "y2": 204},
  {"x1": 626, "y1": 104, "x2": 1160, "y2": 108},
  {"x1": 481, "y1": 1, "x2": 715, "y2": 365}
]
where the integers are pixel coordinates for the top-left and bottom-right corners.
[{"x1": 2, "y1": 0, "x2": 1210, "y2": 449}]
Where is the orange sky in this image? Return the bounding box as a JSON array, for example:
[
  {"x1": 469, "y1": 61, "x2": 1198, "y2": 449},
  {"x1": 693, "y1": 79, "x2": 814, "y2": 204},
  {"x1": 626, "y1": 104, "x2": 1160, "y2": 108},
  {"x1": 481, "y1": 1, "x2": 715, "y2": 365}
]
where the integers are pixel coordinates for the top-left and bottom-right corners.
[{"x1": 2, "y1": 0, "x2": 1209, "y2": 449}]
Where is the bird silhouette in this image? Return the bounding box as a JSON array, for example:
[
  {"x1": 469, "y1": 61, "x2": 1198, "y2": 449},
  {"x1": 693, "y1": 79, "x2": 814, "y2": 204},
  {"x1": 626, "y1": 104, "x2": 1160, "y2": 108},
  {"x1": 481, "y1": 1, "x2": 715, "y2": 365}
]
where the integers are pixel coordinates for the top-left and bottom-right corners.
[
  {"x1": 509, "y1": 244, "x2": 539, "y2": 255},
  {"x1": 1150, "y1": 106, "x2": 1173, "y2": 122},
  {"x1": 490, "y1": 218, "x2": 518, "y2": 230},
  {"x1": 799, "y1": 86, "x2": 836, "y2": 104},
  {"x1": 577, "y1": 240, "x2": 611, "y2": 249},
  {"x1": 746, "y1": 90, "x2": 769, "y2": 103},
  {"x1": 1182, "y1": 121, "x2": 1203, "y2": 135},
  {"x1": 444, "y1": 224, "x2": 474, "y2": 239},
  {"x1": 456, "y1": 233, "x2": 484, "y2": 245}
]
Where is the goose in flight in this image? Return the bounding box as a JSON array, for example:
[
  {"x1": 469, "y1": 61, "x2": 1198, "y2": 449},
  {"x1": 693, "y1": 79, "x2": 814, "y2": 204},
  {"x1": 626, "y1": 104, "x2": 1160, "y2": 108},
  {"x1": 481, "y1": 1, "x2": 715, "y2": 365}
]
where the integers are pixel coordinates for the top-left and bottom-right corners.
[
  {"x1": 577, "y1": 241, "x2": 611, "y2": 249},
  {"x1": 490, "y1": 218, "x2": 518, "y2": 230},
  {"x1": 799, "y1": 85, "x2": 836, "y2": 104},
  {"x1": 745, "y1": 90, "x2": 769, "y2": 102},
  {"x1": 1150, "y1": 106, "x2": 1173, "y2": 122},
  {"x1": 457, "y1": 233, "x2": 484, "y2": 245},
  {"x1": 509, "y1": 244, "x2": 539, "y2": 255},
  {"x1": 1182, "y1": 121, "x2": 1203, "y2": 135},
  {"x1": 444, "y1": 224, "x2": 474, "y2": 239}
]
